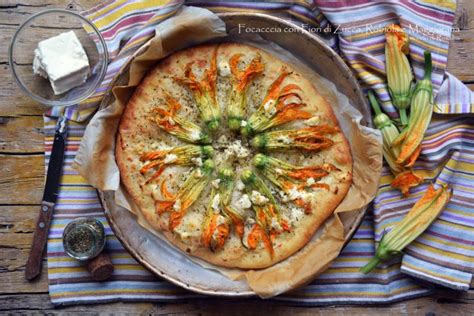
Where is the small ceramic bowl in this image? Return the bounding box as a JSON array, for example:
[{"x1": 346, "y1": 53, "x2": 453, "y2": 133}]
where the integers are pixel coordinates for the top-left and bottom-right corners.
[{"x1": 9, "y1": 9, "x2": 108, "y2": 107}]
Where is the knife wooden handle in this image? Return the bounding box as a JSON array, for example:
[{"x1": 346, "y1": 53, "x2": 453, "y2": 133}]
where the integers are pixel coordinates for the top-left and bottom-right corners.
[{"x1": 25, "y1": 201, "x2": 55, "y2": 281}]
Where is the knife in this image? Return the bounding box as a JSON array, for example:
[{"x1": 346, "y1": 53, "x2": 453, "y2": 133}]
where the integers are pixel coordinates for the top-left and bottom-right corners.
[{"x1": 25, "y1": 116, "x2": 67, "y2": 281}]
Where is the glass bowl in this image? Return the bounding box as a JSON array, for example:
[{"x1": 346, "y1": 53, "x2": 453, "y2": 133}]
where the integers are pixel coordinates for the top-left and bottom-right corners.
[
  {"x1": 63, "y1": 217, "x2": 106, "y2": 261},
  {"x1": 9, "y1": 9, "x2": 108, "y2": 107}
]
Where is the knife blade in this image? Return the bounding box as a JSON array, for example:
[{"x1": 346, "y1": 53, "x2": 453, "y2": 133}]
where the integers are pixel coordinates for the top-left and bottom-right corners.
[{"x1": 25, "y1": 116, "x2": 67, "y2": 281}]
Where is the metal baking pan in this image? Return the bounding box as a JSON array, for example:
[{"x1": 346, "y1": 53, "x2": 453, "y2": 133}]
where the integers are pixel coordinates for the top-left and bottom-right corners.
[{"x1": 99, "y1": 13, "x2": 371, "y2": 297}]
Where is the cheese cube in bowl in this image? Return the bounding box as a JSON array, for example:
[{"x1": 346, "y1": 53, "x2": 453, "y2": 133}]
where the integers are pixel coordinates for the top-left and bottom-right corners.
[{"x1": 9, "y1": 9, "x2": 108, "y2": 107}]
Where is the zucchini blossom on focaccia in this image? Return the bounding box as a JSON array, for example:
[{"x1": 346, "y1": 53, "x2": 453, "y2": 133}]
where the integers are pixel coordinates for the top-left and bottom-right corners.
[
  {"x1": 217, "y1": 168, "x2": 245, "y2": 239},
  {"x1": 250, "y1": 125, "x2": 338, "y2": 152},
  {"x1": 385, "y1": 24, "x2": 414, "y2": 126},
  {"x1": 174, "y1": 48, "x2": 221, "y2": 132},
  {"x1": 253, "y1": 153, "x2": 339, "y2": 213},
  {"x1": 227, "y1": 54, "x2": 264, "y2": 131},
  {"x1": 140, "y1": 145, "x2": 214, "y2": 184},
  {"x1": 241, "y1": 68, "x2": 311, "y2": 136},
  {"x1": 201, "y1": 168, "x2": 245, "y2": 251},
  {"x1": 153, "y1": 93, "x2": 211, "y2": 144},
  {"x1": 155, "y1": 159, "x2": 214, "y2": 231},
  {"x1": 361, "y1": 184, "x2": 451, "y2": 274},
  {"x1": 241, "y1": 169, "x2": 291, "y2": 257},
  {"x1": 201, "y1": 188, "x2": 231, "y2": 252}
]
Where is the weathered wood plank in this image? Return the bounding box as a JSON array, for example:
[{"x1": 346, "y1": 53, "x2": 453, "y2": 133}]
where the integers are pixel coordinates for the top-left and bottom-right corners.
[
  {"x1": 0, "y1": 63, "x2": 46, "y2": 117},
  {"x1": 0, "y1": 154, "x2": 43, "y2": 204},
  {"x1": 0, "y1": 292, "x2": 473, "y2": 314},
  {"x1": 0, "y1": 115, "x2": 43, "y2": 153},
  {"x1": 447, "y1": 0, "x2": 474, "y2": 82},
  {"x1": 0, "y1": 205, "x2": 48, "y2": 293}
]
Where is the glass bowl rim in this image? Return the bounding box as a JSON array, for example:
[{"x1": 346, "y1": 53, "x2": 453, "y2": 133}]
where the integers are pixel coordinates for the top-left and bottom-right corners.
[{"x1": 8, "y1": 8, "x2": 109, "y2": 107}]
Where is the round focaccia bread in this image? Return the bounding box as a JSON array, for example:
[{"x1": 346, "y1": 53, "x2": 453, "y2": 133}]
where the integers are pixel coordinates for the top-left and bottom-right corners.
[{"x1": 116, "y1": 42, "x2": 352, "y2": 269}]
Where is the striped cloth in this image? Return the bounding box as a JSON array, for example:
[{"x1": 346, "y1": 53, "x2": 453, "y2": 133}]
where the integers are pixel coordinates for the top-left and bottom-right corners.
[{"x1": 45, "y1": 0, "x2": 473, "y2": 305}]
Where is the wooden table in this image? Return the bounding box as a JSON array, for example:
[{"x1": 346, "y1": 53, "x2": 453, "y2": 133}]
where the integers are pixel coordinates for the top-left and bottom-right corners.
[{"x1": 1, "y1": 1, "x2": 473, "y2": 314}]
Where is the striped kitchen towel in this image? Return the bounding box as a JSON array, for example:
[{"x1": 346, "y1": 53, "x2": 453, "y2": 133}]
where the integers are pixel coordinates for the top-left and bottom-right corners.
[{"x1": 45, "y1": 0, "x2": 473, "y2": 305}]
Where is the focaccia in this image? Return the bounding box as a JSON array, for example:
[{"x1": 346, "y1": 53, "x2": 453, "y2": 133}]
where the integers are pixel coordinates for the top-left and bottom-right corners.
[{"x1": 116, "y1": 43, "x2": 352, "y2": 269}]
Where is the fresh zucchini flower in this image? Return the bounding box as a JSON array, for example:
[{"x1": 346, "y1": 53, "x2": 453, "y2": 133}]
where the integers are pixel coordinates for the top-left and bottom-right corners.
[
  {"x1": 396, "y1": 51, "x2": 433, "y2": 165},
  {"x1": 140, "y1": 145, "x2": 214, "y2": 184},
  {"x1": 368, "y1": 91, "x2": 423, "y2": 196},
  {"x1": 361, "y1": 184, "x2": 451, "y2": 274},
  {"x1": 241, "y1": 68, "x2": 311, "y2": 136},
  {"x1": 227, "y1": 54, "x2": 264, "y2": 131},
  {"x1": 250, "y1": 125, "x2": 338, "y2": 152},
  {"x1": 368, "y1": 91, "x2": 403, "y2": 174},
  {"x1": 174, "y1": 48, "x2": 221, "y2": 131},
  {"x1": 385, "y1": 24, "x2": 414, "y2": 126},
  {"x1": 155, "y1": 159, "x2": 215, "y2": 231},
  {"x1": 153, "y1": 93, "x2": 211, "y2": 144}
]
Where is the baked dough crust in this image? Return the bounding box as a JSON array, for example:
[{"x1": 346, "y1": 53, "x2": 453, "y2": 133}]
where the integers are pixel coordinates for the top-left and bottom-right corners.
[{"x1": 116, "y1": 43, "x2": 352, "y2": 269}]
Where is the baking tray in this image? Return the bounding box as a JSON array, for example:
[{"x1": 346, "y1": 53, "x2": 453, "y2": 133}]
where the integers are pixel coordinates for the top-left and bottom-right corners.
[{"x1": 98, "y1": 13, "x2": 372, "y2": 296}]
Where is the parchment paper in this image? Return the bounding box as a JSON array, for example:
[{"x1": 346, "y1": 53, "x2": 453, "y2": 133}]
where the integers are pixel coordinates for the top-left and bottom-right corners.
[{"x1": 73, "y1": 6, "x2": 383, "y2": 298}]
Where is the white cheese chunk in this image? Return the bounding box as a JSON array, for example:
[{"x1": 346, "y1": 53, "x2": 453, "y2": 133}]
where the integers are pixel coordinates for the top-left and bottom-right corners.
[
  {"x1": 191, "y1": 157, "x2": 203, "y2": 167},
  {"x1": 279, "y1": 190, "x2": 290, "y2": 203},
  {"x1": 263, "y1": 99, "x2": 276, "y2": 117},
  {"x1": 251, "y1": 190, "x2": 269, "y2": 206},
  {"x1": 33, "y1": 31, "x2": 90, "y2": 95},
  {"x1": 211, "y1": 194, "x2": 220, "y2": 212},
  {"x1": 163, "y1": 153, "x2": 178, "y2": 164},
  {"x1": 235, "y1": 194, "x2": 252, "y2": 210},
  {"x1": 217, "y1": 134, "x2": 228, "y2": 144},
  {"x1": 211, "y1": 178, "x2": 221, "y2": 189},
  {"x1": 240, "y1": 120, "x2": 248, "y2": 127},
  {"x1": 229, "y1": 140, "x2": 249, "y2": 158},
  {"x1": 277, "y1": 135, "x2": 293, "y2": 144},
  {"x1": 271, "y1": 217, "x2": 282, "y2": 231},
  {"x1": 304, "y1": 115, "x2": 321, "y2": 126},
  {"x1": 288, "y1": 187, "x2": 305, "y2": 201},
  {"x1": 174, "y1": 212, "x2": 203, "y2": 246},
  {"x1": 173, "y1": 199, "x2": 182, "y2": 211},
  {"x1": 194, "y1": 168, "x2": 203, "y2": 178},
  {"x1": 215, "y1": 215, "x2": 227, "y2": 227},
  {"x1": 236, "y1": 180, "x2": 245, "y2": 191},
  {"x1": 189, "y1": 130, "x2": 201, "y2": 141},
  {"x1": 286, "y1": 205, "x2": 304, "y2": 226},
  {"x1": 242, "y1": 218, "x2": 256, "y2": 249},
  {"x1": 306, "y1": 177, "x2": 315, "y2": 186},
  {"x1": 218, "y1": 60, "x2": 231, "y2": 77}
]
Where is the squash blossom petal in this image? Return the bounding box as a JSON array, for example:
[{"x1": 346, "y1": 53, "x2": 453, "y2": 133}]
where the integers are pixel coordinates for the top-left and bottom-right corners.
[{"x1": 385, "y1": 24, "x2": 413, "y2": 126}]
